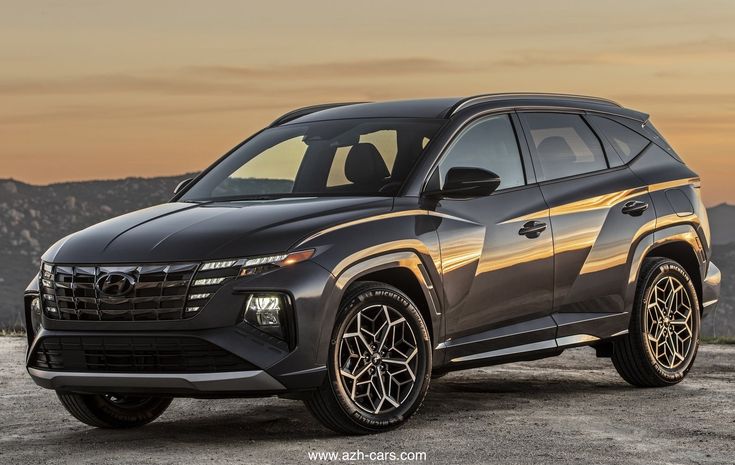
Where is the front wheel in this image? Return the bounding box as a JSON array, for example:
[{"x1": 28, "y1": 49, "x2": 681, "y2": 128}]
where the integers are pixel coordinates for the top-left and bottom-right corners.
[
  {"x1": 57, "y1": 392, "x2": 172, "y2": 428},
  {"x1": 612, "y1": 257, "x2": 700, "y2": 387},
  {"x1": 304, "y1": 281, "x2": 432, "y2": 434}
]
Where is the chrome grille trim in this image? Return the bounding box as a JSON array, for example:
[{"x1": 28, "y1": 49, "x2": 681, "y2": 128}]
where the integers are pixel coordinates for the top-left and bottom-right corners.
[{"x1": 40, "y1": 261, "x2": 240, "y2": 321}]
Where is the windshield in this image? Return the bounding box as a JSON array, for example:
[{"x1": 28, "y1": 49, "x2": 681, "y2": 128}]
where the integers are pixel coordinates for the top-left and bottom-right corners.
[{"x1": 181, "y1": 118, "x2": 444, "y2": 201}]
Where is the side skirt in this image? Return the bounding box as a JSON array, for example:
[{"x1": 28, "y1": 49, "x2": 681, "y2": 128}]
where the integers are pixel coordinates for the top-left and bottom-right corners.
[
  {"x1": 443, "y1": 332, "x2": 619, "y2": 370},
  {"x1": 434, "y1": 312, "x2": 629, "y2": 373}
]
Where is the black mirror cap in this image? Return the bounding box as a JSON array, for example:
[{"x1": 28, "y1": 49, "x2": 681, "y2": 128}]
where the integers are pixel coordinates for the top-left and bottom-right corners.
[
  {"x1": 424, "y1": 167, "x2": 501, "y2": 199},
  {"x1": 173, "y1": 178, "x2": 193, "y2": 195}
]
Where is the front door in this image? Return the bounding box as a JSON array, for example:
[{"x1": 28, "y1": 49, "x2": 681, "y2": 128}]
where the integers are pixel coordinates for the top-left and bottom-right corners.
[{"x1": 429, "y1": 114, "x2": 555, "y2": 363}]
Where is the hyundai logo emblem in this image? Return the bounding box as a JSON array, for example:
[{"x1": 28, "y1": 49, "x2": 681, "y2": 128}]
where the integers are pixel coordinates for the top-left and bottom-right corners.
[{"x1": 96, "y1": 272, "x2": 136, "y2": 297}]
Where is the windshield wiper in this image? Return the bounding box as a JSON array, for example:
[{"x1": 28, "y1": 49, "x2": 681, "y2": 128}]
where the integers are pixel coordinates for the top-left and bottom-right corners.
[{"x1": 202, "y1": 194, "x2": 294, "y2": 202}]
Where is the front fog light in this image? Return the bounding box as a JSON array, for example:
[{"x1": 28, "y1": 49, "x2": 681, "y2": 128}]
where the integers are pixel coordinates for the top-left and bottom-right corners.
[
  {"x1": 242, "y1": 293, "x2": 289, "y2": 340},
  {"x1": 30, "y1": 296, "x2": 42, "y2": 334},
  {"x1": 31, "y1": 296, "x2": 41, "y2": 314}
]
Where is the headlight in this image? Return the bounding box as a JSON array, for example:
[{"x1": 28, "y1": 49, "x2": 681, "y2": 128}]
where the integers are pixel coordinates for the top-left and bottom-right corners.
[
  {"x1": 238, "y1": 249, "x2": 314, "y2": 276},
  {"x1": 197, "y1": 250, "x2": 314, "y2": 278},
  {"x1": 199, "y1": 260, "x2": 238, "y2": 271},
  {"x1": 241, "y1": 293, "x2": 292, "y2": 342}
]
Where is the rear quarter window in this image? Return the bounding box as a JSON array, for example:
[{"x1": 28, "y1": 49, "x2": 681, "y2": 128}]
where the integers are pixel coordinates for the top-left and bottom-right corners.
[
  {"x1": 586, "y1": 115, "x2": 650, "y2": 163},
  {"x1": 595, "y1": 115, "x2": 684, "y2": 164},
  {"x1": 643, "y1": 121, "x2": 684, "y2": 162}
]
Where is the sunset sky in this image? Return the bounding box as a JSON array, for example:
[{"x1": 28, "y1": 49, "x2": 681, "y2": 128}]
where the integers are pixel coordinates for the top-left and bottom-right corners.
[{"x1": 1, "y1": 0, "x2": 734, "y2": 205}]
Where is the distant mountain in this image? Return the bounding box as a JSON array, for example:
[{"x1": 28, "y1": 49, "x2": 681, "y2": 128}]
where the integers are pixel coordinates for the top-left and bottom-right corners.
[
  {"x1": 0, "y1": 176, "x2": 732, "y2": 336},
  {"x1": 703, "y1": 203, "x2": 734, "y2": 336},
  {"x1": 708, "y1": 203, "x2": 735, "y2": 245}
]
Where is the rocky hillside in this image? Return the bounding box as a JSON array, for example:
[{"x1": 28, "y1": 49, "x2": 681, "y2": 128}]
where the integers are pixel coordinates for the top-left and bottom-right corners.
[
  {"x1": 707, "y1": 203, "x2": 735, "y2": 246},
  {"x1": 702, "y1": 204, "x2": 735, "y2": 336},
  {"x1": 0, "y1": 175, "x2": 193, "y2": 327},
  {"x1": 0, "y1": 177, "x2": 732, "y2": 335},
  {"x1": 702, "y1": 243, "x2": 735, "y2": 337}
]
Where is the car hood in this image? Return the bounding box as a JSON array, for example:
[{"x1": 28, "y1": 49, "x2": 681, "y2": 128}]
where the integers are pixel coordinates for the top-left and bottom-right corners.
[{"x1": 43, "y1": 197, "x2": 393, "y2": 264}]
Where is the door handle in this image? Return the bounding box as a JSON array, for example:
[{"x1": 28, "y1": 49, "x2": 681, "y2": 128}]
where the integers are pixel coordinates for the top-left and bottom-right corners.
[
  {"x1": 519, "y1": 221, "x2": 547, "y2": 238},
  {"x1": 622, "y1": 200, "x2": 649, "y2": 217}
]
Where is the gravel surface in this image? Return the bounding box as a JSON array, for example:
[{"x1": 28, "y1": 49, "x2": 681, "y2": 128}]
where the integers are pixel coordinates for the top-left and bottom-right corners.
[{"x1": 1, "y1": 337, "x2": 733, "y2": 465}]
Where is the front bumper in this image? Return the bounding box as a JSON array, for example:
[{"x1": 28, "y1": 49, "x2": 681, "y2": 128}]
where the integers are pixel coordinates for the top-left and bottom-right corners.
[
  {"x1": 25, "y1": 326, "x2": 294, "y2": 396},
  {"x1": 25, "y1": 261, "x2": 335, "y2": 396}
]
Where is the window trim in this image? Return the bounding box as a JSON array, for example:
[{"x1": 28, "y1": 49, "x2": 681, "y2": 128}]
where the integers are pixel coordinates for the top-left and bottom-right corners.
[
  {"x1": 535, "y1": 164, "x2": 628, "y2": 187},
  {"x1": 421, "y1": 112, "x2": 529, "y2": 195},
  {"x1": 404, "y1": 104, "x2": 648, "y2": 197},
  {"x1": 517, "y1": 111, "x2": 613, "y2": 183}
]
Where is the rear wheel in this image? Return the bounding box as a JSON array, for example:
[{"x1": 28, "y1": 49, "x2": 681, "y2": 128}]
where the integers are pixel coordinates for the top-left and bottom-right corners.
[
  {"x1": 304, "y1": 281, "x2": 432, "y2": 434},
  {"x1": 57, "y1": 392, "x2": 172, "y2": 428},
  {"x1": 612, "y1": 257, "x2": 700, "y2": 387}
]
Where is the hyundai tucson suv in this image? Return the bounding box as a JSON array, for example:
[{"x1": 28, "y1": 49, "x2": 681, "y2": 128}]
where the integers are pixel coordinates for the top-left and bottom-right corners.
[{"x1": 24, "y1": 93, "x2": 721, "y2": 434}]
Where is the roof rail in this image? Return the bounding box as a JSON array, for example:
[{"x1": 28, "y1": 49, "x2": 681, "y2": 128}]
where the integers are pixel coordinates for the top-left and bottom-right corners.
[
  {"x1": 449, "y1": 93, "x2": 622, "y2": 116},
  {"x1": 269, "y1": 102, "x2": 368, "y2": 127}
]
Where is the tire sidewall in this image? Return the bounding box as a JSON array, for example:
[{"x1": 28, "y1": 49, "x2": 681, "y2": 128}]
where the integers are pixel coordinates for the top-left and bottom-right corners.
[
  {"x1": 327, "y1": 285, "x2": 431, "y2": 431},
  {"x1": 637, "y1": 260, "x2": 700, "y2": 383}
]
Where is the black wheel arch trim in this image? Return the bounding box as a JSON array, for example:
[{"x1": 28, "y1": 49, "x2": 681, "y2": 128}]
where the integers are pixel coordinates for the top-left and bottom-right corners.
[
  {"x1": 315, "y1": 251, "x2": 443, "y2": 366},
  {"x1": 626, "y1": 223, "x2": 707, "y2": 316}
]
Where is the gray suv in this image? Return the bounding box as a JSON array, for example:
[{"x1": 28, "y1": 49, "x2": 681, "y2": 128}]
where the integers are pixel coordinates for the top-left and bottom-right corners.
[{"x1": 24, "y1": 94, "x2": 721, "y2": 434}]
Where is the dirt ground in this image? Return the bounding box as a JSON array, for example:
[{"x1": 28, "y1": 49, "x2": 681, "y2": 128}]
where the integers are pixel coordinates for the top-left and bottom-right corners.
[{"x1": 1, "y1": 337, "x2": 733, "y2": 465}]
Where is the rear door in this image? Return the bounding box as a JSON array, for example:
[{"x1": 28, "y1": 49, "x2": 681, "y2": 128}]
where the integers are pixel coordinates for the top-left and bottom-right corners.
[{"x1": 517, "y1": 112, "x2": 656, "y2": 340}]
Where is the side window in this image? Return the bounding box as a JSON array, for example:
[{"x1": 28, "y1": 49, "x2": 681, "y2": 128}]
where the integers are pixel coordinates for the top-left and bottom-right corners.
[
  {"x1": 438, "y1": 115, "x2": 525, "y2": 190},
  {"x1": 586, "y1": 115, "x2": 650, "y2": 162},
  {"x1": 522, "y1": 113, "x2": 607, "y2": 181}
]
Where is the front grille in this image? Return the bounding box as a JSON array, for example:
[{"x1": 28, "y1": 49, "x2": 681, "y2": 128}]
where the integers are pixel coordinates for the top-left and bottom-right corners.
[
  {"x1": 40, "y1": 262, "x2": 240, "y2": 321},
  {"x1": 30, "y1": 336, "x2": 257, "y2": 373}
]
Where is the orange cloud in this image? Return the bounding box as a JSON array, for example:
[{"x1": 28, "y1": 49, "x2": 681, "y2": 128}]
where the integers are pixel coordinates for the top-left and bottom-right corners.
[{"x1": 189, "y1": 58, "x2": 470, "y2": 79}]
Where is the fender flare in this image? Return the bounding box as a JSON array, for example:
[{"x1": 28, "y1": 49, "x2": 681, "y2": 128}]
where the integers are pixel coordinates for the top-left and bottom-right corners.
[
  {"x1": 625, "y1": 223, "x2": 705, "y2": 316},
  {"x1": 315, "y1": 251, "x2": 443, "y2": 364}
]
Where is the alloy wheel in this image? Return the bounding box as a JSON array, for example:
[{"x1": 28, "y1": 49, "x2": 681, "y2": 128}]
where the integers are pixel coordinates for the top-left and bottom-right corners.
[
  {"x1": 337, "y1": 304, "x2": 419, "y2": 414},
  {"x1": 643, "y1": 275, "x2": 694, "y2": 370}
]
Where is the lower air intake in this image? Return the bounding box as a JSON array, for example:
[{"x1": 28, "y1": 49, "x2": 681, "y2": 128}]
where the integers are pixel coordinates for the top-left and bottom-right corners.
[{"x1": 30, "y1": 336, "x2": 257, "y2": 373}]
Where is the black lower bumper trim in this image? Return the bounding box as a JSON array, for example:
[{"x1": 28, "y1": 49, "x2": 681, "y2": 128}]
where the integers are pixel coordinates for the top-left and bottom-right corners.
[
  {"x1": 29, "y1": 335, "x2": 257, "y2": 373},
  {"x1": 28, "y1": 367, "x2": 287, "y2": 394}
]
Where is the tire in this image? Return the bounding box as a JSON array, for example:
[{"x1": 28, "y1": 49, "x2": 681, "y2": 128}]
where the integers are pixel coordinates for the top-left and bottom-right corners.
[
  {"x1": 304, "y1": 281, "x2": 432, "y2": 434},
  {"x1": 612, "y1": 257, "x2": 701, "y2": 387},
  {"x1": 57, "y1": 392, "x2": 172, "y2": 428}
]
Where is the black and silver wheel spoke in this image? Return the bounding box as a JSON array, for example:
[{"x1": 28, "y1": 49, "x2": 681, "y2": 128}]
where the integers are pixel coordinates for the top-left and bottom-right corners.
[
  {"x1": 644, "y1": 275, "x2": 694, "y2": 370},
  {"x1": 338, "y1": 304, "x2": 418, "y2": 414}
]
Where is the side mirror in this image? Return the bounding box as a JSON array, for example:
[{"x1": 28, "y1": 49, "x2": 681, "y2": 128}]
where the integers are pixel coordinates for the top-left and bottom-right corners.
[
  {"x1": 424, "y1": 167, "x2": 501, "y2": 199},
  {"x1": 173, "y1": 178, "x2": 193, "y2": 195}
]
